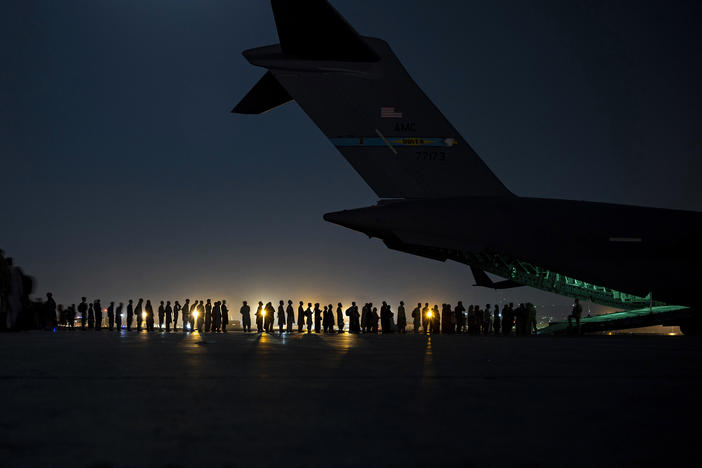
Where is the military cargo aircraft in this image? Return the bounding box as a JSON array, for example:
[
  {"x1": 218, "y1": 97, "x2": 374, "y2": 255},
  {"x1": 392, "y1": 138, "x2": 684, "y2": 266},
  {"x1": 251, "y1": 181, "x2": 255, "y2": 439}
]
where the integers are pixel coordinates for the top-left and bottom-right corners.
[{"x1": 233, "y1": 0, "x2": 702, "y2": 334}]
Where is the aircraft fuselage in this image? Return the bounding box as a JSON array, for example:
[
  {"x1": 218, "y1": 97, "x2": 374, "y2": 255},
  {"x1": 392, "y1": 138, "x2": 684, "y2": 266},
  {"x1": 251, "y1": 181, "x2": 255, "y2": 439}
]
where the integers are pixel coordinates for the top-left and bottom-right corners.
[{"x1": 324, "y1": 197, "x2": 702, "y2": 309}]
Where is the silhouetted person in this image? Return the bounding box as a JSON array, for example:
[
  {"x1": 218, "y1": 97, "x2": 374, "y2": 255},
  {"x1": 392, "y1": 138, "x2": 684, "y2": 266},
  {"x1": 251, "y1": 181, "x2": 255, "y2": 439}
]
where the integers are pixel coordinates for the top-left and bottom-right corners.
[
  {"x1": 116, "y1": 302, "x2": 123, "y2": 330},
  {"x1": 431, "y1": 305, "x2": 440, "y2": 334},
  {"x1": 297, "y1": 301, "x2": 304, "y2": 333},
  {"x1": 286, "y1": 300, "x2": 295, "y2": 333},
  {"x1": 370, "y1": 306, "x2": 379, "y2": 333},
  {"x1": 165, "y1": 301, "x2": 173, "y2": 332},
  {"x1": 158, "y1": 301, "x2": 165, "y2": 330},
  {"x1": 515, "y1": 303, "x2": 525, "y2": 336},
  {"x1": 68, "y1": 304, "x2": 76, "y2": 328},
  {"x1": 255, "y1": 301, "x2": 264, "y2": 333},
  {"x1": 527, "y1": 302, "x2": 537, "y2": 335},
  {"x1": 205, "y1": 299, "x2": 212, "y2": 332},
  {"x1": 240, "y1": 301, "x2": 251, "y2": 332},
  {"x1": 361, "y1": 303, "x2": 369, "y2": 333},
  {"x1": 212, "y1": 301, "x2": 221, "y2": 332},
  {"x1": 277, "y1": 300, "x2": 286, "y2": 333},
  {"x1": 265, "y1": 302, "x2": 275, "y2": 333},
  {"x1": 107, "y1": 302, "x2": 115, "y2": 330},
  {"x1": 568, "y1": 298, "x2": 582, "y2": 334},
  {"x1": 221, "y1": 300, "x2": 229, "y2": 332},
  {"x1": 336, "y1": 303, "x2": 344, "y2": 332},
  {"x1": 322, "y1": 304, "x2": 333, "y2": 333},
  {"x1": 78, "y1": 297, "x2": 88, "y2": 330},
  {"x1": 145, "y1": 300, "x2": 155, "y2": 332},
  {"x1": 493, "y1": 304, "x2": 501, "y2": 335},
  {"x1": 94, "y1": 300, "x2": 102, "y2": 330},
  {"x1": 305, "y1": 303, "x2": 313, "y2": 333},
  {"x1": 483, "y1": 304, "x2": 492, "y2": 335},
  {"x1": 502, "y1": 303, "x2": 514, "y2": 336},
  {"x1": 380, "y1": 301, "x2": 392, "y2": 333},
  {"x1": 346, "y1": 302, "x2": 360, "y2": 333},
  {"x1": 314, "y1": 303, "x2": 322, "y2": 333},
  {"x1": 396, "y1": 301, "x2": 406, "y2": 333},
  {"x1": 421, "y1": 303, "x2": 429, "y2": 333},
  {"x1": 196, "y1": 300, "x2": 205, "y2": 332},
  {"x1": 135, "y1": 299, "x2": 144, "y2": 331},
  {"x1": 44, "y1": 292, "x2": 56, "y2": 330},
  {"x1": 455, "y1": 301, "x2": 465, "y2": 333},
  {"x1": 181, "y1": 299, "x2": 190, "y2": 332},
  {"x1": 173, "y1": 301, "x2": 181, "y2": 330},
  {"x1": 412, "y1": 303, "x2": 421, "y2": 333}
]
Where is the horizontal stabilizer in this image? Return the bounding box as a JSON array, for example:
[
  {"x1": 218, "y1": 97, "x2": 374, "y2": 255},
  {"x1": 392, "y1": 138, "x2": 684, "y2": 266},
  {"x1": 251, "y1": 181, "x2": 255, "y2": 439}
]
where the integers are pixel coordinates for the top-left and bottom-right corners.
[
  {"x1": 271, "y1": 0, "x2": 379, "y2": 61},
  {"x1": 471, "y1": 266, "x2": 524, "y2": 290},
  {"x1": 232, "y1": 71, "x2": 293, "y2": 115}
]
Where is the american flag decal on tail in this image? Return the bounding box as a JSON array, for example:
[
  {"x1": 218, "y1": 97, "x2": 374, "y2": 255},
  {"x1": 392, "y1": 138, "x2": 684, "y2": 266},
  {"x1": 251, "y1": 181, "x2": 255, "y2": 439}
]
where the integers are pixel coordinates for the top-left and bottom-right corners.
[{"x1": 380, "y1": 107, "x2": 403, "y2": 118}]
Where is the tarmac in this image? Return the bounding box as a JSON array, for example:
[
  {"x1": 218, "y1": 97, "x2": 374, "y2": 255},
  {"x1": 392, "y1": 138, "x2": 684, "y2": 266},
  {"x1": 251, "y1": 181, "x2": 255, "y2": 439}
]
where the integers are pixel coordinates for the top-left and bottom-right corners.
[{"x1": 1, "y1": 330, "x2": 700, "y2": 468}]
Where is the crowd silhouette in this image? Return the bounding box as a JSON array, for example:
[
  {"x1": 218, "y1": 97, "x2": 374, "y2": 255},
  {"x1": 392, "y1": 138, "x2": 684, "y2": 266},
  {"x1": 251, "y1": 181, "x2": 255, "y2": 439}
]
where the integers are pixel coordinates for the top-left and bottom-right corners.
[
  {"x1": 2, "y1": 249, "x2": 550, "y2": 336},
  {"x1": 25, "y1": 293, "x2": 544, "y2": 336}
]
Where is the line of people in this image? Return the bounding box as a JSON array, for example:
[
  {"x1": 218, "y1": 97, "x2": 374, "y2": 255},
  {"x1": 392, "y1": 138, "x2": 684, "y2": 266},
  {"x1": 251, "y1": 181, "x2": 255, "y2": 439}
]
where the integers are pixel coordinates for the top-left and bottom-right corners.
[{"x1": 52, "y1": 296, "x2": 540, "y2": 335}]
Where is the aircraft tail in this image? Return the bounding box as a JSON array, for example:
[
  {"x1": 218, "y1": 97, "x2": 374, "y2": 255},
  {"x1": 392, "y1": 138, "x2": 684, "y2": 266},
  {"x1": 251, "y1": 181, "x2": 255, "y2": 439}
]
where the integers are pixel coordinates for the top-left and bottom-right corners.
[{"x1": 233, "y1": 0, "x2": 513, "y2": 199}]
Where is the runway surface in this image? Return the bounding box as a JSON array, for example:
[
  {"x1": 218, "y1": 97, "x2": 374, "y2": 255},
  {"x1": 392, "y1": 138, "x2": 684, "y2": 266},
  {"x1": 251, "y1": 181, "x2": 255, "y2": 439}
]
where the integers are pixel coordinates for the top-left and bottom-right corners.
[{"x1": 1, "y1": 331, "x2": 700, "y2": 467}]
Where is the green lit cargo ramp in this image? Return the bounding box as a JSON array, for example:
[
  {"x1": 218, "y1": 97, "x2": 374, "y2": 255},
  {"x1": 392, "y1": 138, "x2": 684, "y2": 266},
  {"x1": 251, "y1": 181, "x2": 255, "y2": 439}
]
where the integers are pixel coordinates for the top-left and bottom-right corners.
[{"x1": 538, "y1": 305, "x2": 693, "y2": 335}]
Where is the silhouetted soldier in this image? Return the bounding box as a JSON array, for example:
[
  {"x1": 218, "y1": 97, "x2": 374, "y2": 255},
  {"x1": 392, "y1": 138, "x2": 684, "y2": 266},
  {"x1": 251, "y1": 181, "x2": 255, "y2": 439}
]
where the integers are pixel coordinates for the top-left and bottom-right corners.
[
  {"x1": 107, "y1": 302, "x2": 115, "y2": 330},
  {"x1": 305, "y1": 303, "x2": 313, "y2": 333},
  {"x1": 135, "y1": 299, "x2": 144, "y2": 331},
  {"x1": 277, "y1": 300, "x2": 286, "y2": 333},
  {"x1": 221, "y1": 300, "x2": 229, "y2": 332},
  {"x1": 314, "y1": 303, "x2": 322, "y2": 333},
  {"x1": 336, "y1": 303, "x2": 344, "y2": 332},
  {"x1": 145, "y1": 300, "x2": 155, "y2": 332},
  {"x1": 255, "y1": 301, "x2": 264, "y2": 333},
  {"x1": 212, "y1": 301, "x2": 221, "y2": 332},
  {"x1": 173, "y1": 301, "x2": 181, "y2": 330},
  {"x1": 240, "y1": 301, "x2": 251, "y2": 332},
  {"x1": 165, "y1": 301, "x2": 173, "y2": 332},
  {"x1": 116, "y1": 302, "x2": 123, "y2": 330},
  {"x1": 286, "y1": 300, "x2": 295, "y2": 333},
  {"x1": 568, "y1": 298, "x2": 582, "y2": 334},
  {"x1": 78, "y1": 297, "x2": 88, "y2": 330},
  {"x1": 158, "y1": 301, "x2": 165, "y2": 330},
  {"x1": 493, "y1": 304, "x2": 501, "y2": 335},
  {"x1": 346, "y1": 302, "x2": 360, "y2": 333},
  {"x1": 94, "y1": 300, "x2": 102, "y2": 330},
  {"x1": 205, "y1": 299, "x2": 212, "y2": 332},
  {"x1": 297, "y1": 301, "x2": 304, "y2": 333},
  {"x1": 181, "y1": 299, "x2": 190, "y2": 332}
]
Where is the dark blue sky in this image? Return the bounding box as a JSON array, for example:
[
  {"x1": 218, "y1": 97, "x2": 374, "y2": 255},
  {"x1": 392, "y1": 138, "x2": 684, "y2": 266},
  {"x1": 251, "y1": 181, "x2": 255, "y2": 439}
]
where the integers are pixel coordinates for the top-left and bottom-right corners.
[{"x1": 2, "y1": 0, "x2": 701, "y2": 317}]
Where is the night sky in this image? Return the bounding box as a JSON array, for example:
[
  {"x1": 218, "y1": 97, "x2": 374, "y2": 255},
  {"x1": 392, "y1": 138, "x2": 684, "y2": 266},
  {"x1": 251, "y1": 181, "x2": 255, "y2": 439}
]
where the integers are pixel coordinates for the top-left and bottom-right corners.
[{"x1": 2, "y1": 1, "x2": 701, "y2": 318}]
